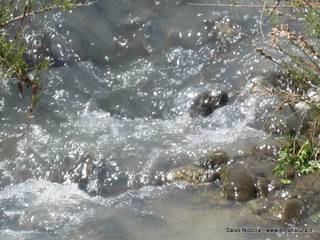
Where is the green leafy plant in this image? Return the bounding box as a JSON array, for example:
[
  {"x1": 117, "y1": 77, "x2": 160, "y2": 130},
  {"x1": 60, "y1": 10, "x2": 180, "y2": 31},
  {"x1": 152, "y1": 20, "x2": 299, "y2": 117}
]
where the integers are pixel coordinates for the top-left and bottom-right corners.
[
  {"x1": 280, "y1": 178, "x2": 292, "y2": 185},
  {"x1": 274, "y1": 138, "x2": 320, "y2": 177},
  {"x1": 0, "y1": 0, "x2": 87, "y2": 119},
  {"x1": 305, "y1": 8, "x2": 320, "y2": 37},
  {"x1": 253, "y1": 0, "x2": 320, "y2": 178}
]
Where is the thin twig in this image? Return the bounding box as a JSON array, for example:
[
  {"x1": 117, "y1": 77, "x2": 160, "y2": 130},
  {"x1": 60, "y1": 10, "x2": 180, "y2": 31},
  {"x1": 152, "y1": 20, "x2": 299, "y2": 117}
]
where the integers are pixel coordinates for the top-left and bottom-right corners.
[
  {"x1": 186, "y1": 2, "x2": 320, "y2": 8},
  {"x1": 0, "y1": 3, "x2": 90, "y2": 28},
  {"x1": 260, "y1": 0, "x2": 267, "y2": 39},
  {"x1": 15, "y1": 0, "x2": 31, "y2": 41},
  {"x1": 293, "y1": 42, "x2": 320, "y2": 74},
  {"x1": 263, "y1": 0, "x2": 282, "y2": 24}
]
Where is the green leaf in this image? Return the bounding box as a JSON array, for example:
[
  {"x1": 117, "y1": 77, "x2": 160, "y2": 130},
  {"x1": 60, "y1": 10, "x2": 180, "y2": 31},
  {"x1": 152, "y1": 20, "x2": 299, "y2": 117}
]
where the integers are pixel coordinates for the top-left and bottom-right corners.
[{"x1": 280, "y1": 179, "x2": 292, "y2": 185}]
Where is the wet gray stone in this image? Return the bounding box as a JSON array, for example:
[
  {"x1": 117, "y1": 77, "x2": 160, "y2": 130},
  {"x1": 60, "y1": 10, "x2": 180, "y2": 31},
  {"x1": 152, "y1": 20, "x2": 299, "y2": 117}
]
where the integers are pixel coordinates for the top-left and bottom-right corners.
[
  {"x1": 256, "y1": 178, "x2": 280, "y2": 197},
  {"x1": 189, "y1": 91, "x2": 228, "y2": 118},
  {"x1": 251, "y1": 144, "x2": 278, "y2": 159},
  {"x1": 256, "y1": 178, "x2": 270, "y2": 197},
  {"x1": 221, "y1": 164, "x2": 257, "y2": 201},
  {"x1": 296, "y1": 174, "x2": 320, "y2": 193},
  {"x1": 166, "y1": 165, "x2": 218, "y2": 184},
  {"x1": 273, "y1": 198, "x2": 305, "y2": 224},
  {"x1": 195, "y1": 150, "x2": 230, "y2": 170},
  {"x1": 249, "y1": 198, "x2": 272, "y2": 216}
]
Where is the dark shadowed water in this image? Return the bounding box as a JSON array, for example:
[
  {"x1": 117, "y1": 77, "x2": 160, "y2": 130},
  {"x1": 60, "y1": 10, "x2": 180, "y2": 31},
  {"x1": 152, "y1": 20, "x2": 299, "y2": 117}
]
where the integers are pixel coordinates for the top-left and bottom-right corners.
[{"x1": 0, "y1": 1, "x2": 318, "y2": 239}]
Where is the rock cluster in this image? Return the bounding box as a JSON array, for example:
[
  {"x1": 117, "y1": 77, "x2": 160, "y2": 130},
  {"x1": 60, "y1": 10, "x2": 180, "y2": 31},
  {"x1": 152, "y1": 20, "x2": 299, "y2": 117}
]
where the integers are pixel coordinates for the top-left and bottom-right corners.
[
  {"x1": 164, "y1": 146, "x2": 320, "y2": 225},
  {"x1": 67, "y1": 145, "x2": 320, "y2": 226}
]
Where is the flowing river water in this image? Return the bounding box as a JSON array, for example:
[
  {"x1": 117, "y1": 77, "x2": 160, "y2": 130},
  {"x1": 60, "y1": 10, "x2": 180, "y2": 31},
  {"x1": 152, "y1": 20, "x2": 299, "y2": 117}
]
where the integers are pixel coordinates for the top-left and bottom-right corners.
[{"x1": 0, "y1": 1, "x2": 319, "y2": 239}]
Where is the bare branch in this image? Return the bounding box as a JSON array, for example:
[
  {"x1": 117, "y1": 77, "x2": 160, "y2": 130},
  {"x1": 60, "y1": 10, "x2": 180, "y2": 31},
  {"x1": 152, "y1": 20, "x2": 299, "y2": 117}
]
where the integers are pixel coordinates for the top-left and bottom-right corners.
[{"x1": 0, "y1": 2, "x2": 90, "y2": 28}]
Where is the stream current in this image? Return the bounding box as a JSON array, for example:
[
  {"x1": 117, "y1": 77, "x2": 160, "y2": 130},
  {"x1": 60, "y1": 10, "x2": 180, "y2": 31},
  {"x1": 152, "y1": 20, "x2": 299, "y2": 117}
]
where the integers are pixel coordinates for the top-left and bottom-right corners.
[{"x1": 0, "y1": 1, "x2": 318, "y2": 239}]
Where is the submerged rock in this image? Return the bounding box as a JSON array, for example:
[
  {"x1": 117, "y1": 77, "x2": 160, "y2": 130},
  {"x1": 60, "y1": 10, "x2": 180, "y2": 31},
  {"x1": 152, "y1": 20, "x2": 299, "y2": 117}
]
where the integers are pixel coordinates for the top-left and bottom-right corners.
[
  {"x1": 63, "y1": 153, "x2": 134, "y2": 197},
  {"x1": 251, "y1": 144, "x2": 278, "y2": 160},
  {"x1": 249, "y1": 198, "x2": 272, "y2": 216},
  {"x1": 295, "y1": 174, "x2": 320, "y2": 193},
  {"x1": 294, "y1": 174, "x2": 320, "y2": 213},
  {"x1": 256, "y1": 178, "x2": 279, "y2": 197},
  {"x1": 221, "y1": 164, "x2": 257, "y2": 201},
  {"x1": 195, "y1": 150, "x2": 230, "y2": 170},
  {"x1": 165, "y1": 151, "x2": 230, "y2": 184},
  {"x1": 166, "y1": 165, "x2": 218, "y2": 184},
  {"x1": 189, "y1": 91, "x2": 228, "y2": 118},
  {"x1": 256, "y1": 178, "x2": 270, "y2": 197},
  {"x1": 63, "y1": 153, "x2": 95, "y2": 186},
  {"x1": 247, "y1": 173, "x2": 320, "y2": 225},
  {"x1": 272, "y1": 198, "x2": 305, "y2": 224}
]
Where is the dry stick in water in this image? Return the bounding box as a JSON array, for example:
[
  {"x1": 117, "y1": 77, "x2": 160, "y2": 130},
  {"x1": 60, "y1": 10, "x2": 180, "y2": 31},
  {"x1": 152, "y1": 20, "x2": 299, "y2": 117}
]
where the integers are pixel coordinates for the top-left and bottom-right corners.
[
  {"x1": 0, "y1": 3, "x2": 90, "y2": 28},
  {"x1": 15, "y1": 1, "x2": 31, "y2": 41},
  {"x1": 260, "y1": 0, "x2": 268, "y2": 39},
  {"x1": 186, "y1": 2, "x2": 320, "y2": 8}
]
